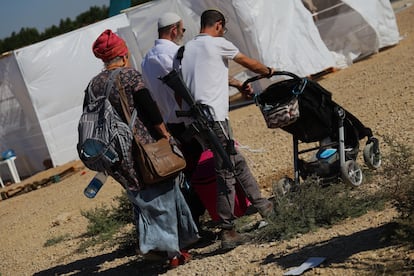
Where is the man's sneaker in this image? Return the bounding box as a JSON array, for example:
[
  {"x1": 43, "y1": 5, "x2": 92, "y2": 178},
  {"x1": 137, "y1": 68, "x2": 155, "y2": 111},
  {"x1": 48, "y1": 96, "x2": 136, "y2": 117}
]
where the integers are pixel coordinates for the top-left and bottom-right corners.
[{"x1": 220, "y1": 229, "x2": 248, "y2": 249}]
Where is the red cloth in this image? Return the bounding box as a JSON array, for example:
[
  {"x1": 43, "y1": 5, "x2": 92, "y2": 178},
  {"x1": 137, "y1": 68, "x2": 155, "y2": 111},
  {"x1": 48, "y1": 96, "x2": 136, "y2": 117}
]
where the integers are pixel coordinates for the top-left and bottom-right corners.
[
  {"x1": 191, "y1": 150, "x2": 251, "y2": 221},
  {"x1": 92, "y1": 29, "x2": 128, "y2": 62}
]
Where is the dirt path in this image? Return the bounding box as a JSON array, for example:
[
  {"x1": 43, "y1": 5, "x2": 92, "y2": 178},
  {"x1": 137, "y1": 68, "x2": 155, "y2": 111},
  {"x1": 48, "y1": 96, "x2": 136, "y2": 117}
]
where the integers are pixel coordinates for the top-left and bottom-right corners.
[{"x1": 0, "y1": 2, "x2": 413, "y2": 276}]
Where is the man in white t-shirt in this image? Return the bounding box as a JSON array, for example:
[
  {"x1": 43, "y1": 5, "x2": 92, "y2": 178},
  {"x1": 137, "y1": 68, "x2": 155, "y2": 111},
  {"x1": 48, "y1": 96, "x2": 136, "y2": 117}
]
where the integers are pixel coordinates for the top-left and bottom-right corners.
[
  {"x1": 141, "y1": 12, "x2": 206, "y2": 231},
  {"x1": 180, "y1": 9, "x2": 276, "y2": 249}
]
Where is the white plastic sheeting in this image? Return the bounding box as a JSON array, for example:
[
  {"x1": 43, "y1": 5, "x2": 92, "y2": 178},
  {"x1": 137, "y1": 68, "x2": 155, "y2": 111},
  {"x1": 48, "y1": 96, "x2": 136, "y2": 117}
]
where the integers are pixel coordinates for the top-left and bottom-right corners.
[
  {"x1": 0, "y1": 53, "x2": 47, "y2": 177},
  {"x1": 309, "y1": 0, "x2": 400, "y2": 65},
  {"x1": 344, "y1": 0, "x2": 400, "y2": 48},
  {"x1": 0, "y1": 0, "x2": 400, "y2": 177}
]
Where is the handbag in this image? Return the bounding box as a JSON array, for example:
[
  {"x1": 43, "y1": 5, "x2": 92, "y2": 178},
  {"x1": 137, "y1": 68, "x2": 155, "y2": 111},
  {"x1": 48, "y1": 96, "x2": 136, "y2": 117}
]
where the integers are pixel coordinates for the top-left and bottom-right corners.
[
  {"x1": 138, "y1": 137, "x2": 186, "y2": 184},
  {"x1": 259, "y1": 96, "x2": 300, "y2": 129},
  {"x1": 117, "y1": 76, "x2": 186, "y2": 185}
]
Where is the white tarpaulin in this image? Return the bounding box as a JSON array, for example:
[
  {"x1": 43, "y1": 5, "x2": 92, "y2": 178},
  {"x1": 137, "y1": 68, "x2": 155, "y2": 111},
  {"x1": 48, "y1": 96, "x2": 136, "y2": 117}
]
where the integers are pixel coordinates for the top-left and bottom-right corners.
[
  {"x1": 344, "y1": 0, "x2": 400, "y2": 48},
  {"x1": 0, "y1": 53, "x2": 47, "y2": 177},
  {"x1": 308, "y1": 0, "x2": 400, "y2": 65}
]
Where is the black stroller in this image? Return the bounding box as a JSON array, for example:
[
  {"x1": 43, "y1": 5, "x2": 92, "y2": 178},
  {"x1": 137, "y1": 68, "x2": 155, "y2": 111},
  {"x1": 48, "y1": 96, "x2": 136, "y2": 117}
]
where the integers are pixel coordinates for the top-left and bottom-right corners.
[{"x1": 242, "y1": 71, "x2": 381, "y2": 195}]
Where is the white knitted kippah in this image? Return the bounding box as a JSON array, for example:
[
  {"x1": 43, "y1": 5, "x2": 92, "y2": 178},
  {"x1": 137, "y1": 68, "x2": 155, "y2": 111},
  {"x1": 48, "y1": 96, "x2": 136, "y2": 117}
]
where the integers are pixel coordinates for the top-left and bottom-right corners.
[{"x1": 158, "y1": 12, "x2": 181, "y2": 29}]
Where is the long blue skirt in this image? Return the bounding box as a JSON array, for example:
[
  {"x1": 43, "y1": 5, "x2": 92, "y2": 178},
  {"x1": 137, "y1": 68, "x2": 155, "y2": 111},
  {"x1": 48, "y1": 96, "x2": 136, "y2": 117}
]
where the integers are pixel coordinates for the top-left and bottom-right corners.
[{"x1": 127, "y1": 173, "x2": 199, "y2": 256}]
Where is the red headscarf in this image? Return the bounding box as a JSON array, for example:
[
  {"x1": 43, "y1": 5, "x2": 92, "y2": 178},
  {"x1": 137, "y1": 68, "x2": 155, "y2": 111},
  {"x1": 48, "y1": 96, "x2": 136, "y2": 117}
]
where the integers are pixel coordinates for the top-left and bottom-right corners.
[{"x1": 92, "y1": 29, "x2": 128, "y2": 62}]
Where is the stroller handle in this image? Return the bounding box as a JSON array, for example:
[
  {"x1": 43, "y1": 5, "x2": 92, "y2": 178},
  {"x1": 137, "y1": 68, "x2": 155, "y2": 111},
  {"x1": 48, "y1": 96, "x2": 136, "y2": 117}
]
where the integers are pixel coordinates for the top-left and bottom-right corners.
[{"x1": 242, "y1": 71, "x2": 303, "y2": 90}]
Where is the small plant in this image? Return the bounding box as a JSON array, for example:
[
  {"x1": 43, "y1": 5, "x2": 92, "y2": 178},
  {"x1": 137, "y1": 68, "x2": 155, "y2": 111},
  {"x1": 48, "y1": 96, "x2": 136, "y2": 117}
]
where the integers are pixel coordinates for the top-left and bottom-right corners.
[
  {"x1": 254, "y1": 135, "x2": 414, "y2": 276},
  {"x1": 381, "y1": 136, "x2": 414, "y2": 245},
  {"x1": 44, "y1": 234, "x2": 70, "y2": 247},
  {"x1": 77, "y1": 192, "x2": 135, "y2": 252},
  {"x1": 257, "y1": 174, "x2": 386, "y2": 241},
  {"x1": 111, "y1": 193, "x2": 135, "y2": 225},
  {"x1": 81, "y1": 205, "x2": 120, "y2": 237}
]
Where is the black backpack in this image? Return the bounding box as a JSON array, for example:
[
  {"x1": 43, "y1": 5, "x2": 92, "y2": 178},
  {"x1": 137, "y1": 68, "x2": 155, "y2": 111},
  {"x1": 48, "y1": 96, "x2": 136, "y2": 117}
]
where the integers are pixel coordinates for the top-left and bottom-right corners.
[{"x1": 77, "y1": 69, "x2": 135, "y2": 173}]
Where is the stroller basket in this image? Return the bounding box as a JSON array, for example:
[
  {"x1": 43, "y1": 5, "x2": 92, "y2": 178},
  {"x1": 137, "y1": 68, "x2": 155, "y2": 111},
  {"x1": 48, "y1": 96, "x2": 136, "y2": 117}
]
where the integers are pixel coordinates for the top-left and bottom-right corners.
[{"x1": 255, "y1": 82, "x2": 304, "y2": 129}]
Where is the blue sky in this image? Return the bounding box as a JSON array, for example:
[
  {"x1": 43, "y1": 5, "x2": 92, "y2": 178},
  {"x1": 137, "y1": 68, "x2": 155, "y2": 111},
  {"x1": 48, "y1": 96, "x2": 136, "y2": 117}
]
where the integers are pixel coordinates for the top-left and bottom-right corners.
[{"x1": 0, "y1": 0, "x2": 110, "y2": 39}]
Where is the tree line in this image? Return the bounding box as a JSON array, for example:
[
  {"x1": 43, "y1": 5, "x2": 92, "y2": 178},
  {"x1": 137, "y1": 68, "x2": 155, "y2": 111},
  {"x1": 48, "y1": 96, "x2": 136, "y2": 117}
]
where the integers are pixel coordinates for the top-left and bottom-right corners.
[{"x1": 0, "y1": 1, "x2": 149, "y2": 54}]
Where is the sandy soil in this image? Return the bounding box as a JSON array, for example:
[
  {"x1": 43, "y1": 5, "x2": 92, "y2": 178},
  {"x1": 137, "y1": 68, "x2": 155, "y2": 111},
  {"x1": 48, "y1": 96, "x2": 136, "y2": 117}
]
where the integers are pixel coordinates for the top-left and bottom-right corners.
[{"x1": 0, "y1": 2, "x2": 413, "y2": 276}]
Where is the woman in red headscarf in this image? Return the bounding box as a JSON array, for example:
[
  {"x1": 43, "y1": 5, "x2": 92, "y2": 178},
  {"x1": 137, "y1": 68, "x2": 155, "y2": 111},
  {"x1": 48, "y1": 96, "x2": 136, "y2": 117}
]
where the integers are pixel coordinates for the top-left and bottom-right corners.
[{"x1": 83, "y1": 29, "x2": 198, "y2": 268}]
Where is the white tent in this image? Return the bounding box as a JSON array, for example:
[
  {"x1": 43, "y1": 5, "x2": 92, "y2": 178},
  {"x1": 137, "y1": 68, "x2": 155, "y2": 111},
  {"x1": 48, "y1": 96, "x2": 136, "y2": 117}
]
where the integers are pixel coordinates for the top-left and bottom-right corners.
[
  {"x1": 0, "y1": 53, "x2": 46, "y2": 177},
  {"x1": 0, "y1": 0, "x2": 399, "y2": 178},
  {"x1": 307, "y1": 0, "x2": 400, "y2": 65}
]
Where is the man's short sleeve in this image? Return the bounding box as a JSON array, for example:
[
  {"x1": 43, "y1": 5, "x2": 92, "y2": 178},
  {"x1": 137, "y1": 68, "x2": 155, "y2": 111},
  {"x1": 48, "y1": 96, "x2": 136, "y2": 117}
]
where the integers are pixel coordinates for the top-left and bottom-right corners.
[{"x1": 216, "y1": 37, "x2": 239, "y2": 60}]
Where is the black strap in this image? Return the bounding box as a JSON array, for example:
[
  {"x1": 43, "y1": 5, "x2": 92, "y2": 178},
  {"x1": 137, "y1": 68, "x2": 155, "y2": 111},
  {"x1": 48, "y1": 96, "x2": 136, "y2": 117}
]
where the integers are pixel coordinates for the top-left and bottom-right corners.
[{"x1": 176, "y1": 46, "x2": 185, "y2": 64}]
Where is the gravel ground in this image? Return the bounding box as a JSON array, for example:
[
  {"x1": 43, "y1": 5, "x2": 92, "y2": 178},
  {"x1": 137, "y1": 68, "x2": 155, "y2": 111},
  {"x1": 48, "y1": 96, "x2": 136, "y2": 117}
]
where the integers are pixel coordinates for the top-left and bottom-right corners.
[{"x1": 0, "y1": 2, "x2": 413, "y2": 276}]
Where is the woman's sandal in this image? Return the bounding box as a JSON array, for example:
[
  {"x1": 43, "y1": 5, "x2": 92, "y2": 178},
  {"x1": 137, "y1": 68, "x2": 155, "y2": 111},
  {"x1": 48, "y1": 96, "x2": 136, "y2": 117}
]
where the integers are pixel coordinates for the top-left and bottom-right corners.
[{"x1": 169, "y1": 250, "x2": 192, "y2": 268}]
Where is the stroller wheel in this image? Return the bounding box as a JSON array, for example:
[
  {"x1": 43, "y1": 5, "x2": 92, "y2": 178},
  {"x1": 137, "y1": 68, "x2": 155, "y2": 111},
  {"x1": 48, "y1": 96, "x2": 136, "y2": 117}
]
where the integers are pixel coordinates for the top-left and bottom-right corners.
[
  {"x1": 273, "y1": 177, "x2": 294, "y2": 197},
  {"x1": 341, "y1": 160, "x2": 363, "y2": 186},
  {"x1": 363, "y1": 141, "x2": 381, "y2": 169}
]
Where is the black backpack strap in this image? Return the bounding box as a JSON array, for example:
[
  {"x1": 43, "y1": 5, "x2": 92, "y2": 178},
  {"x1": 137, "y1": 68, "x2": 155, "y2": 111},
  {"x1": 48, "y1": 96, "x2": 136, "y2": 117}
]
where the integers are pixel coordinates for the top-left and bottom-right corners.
[
  {"x1": 176, "y1": 46, "x2": 185, "y2": 64},
  {"x1": 171, "y1": 46, "x2": 186, "y2": 107}
]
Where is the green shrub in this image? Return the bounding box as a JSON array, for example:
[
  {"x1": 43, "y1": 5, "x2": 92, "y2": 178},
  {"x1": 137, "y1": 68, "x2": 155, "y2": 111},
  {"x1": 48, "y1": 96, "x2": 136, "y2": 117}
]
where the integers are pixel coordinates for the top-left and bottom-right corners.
[
  {"x1": 381, "y1": 137, "x2": 414, "y2": 245},
  {"x1": 111, "y1": 193, "x2": 135, "y2": 225},
  {"x1": 256, "y1": 136, "x2": 414, "y2": 249},
  {"x1": 44, "y1": 234, "x2": 70, "y2": 247},
  {"x1": 256, "y1": 175, "x2": 386, "y2": 241},
  {"x1": 78, "y1": 192, "x2": 135, "y2": 252},
  {"x1": 81, "y1": 205, "x2": 119, "y2": 237}
]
